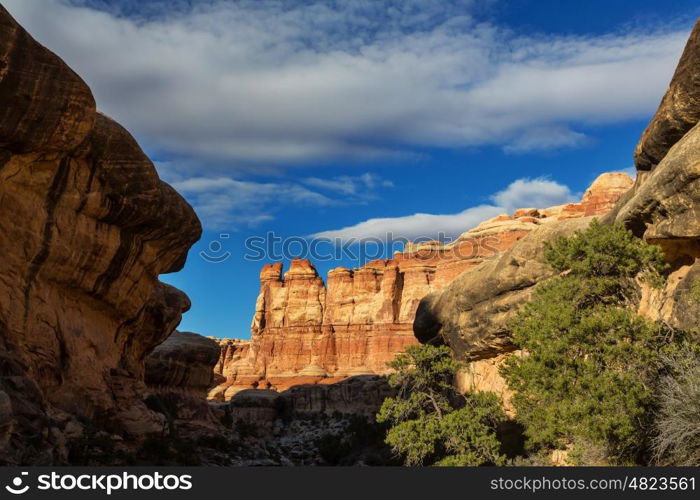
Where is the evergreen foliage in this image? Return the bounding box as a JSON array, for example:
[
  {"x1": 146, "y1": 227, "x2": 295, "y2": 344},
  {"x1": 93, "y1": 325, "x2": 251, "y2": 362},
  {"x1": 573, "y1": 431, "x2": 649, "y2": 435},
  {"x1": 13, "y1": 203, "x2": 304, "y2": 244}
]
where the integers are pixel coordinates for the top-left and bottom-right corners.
[
  {"x1": 501, "y1": 220, "x2": 674, "y2": 464},
  {"x1": 377, "y1": 344, "x2": 506, "y2": 466}
]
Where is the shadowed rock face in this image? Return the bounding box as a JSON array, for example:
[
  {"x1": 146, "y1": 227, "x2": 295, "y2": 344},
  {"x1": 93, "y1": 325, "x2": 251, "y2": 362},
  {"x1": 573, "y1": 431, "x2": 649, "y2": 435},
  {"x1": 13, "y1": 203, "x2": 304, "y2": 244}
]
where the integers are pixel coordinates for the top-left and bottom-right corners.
[
  {"x1": 211, "y1": 174, "x2": 631, "y2": 398},
  {"x1": 634, "y1": 19, "x2": 700, "y2": 174},
  {"x1": 144, "y1": 332, "x2": 222, "y2": 436},
  {"x1": 228, "y1": 375, "x2": 393, "y2": 427},
  {"x1": 146, "y1": 332, "x2": 221, "y2": 396},
  {"x1": 0, "y1": 6, "x2": 201, "y2": 463}
]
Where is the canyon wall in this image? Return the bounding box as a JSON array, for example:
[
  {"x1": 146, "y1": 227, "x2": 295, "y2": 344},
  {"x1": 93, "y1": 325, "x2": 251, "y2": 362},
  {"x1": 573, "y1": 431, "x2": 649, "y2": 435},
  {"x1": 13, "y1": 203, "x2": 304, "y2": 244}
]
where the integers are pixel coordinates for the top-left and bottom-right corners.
[
  {"x1": 606, "y1": 18, "x2": 700, "y2": 334},
  {"x1": 211, "y1": 173, "x2": 632, "y2": 399},
  {"x1": 0, "y1": 6, "x2": 201, "y2": 464},
  {"x1": 415, "y1": 18, "x2": 700, "y2": 407},
  {"x1": 144, "y1": 332, "x2": 222, "y2": 435}
]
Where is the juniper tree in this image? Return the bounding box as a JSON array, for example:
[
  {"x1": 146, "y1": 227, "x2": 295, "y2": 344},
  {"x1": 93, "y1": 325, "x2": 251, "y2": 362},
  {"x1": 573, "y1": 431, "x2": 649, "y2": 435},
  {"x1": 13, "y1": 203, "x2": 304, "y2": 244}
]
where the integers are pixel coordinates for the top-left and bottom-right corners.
[
  {"x1": 501, "y1": 220, "x2": 675, "y2": 464},
  {"x1": 377, "y1": 344, "x2": 506, "y2": 466}
]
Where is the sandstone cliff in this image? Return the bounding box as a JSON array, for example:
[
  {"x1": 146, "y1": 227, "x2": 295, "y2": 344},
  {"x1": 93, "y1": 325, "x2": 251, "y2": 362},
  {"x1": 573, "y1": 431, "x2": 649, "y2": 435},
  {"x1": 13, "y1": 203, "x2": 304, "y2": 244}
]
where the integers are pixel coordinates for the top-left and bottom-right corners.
[
  {"x1": 211, "y1": 173, "x2": 632, "y2": 399},
  {"x1": 605, "y1": 19, "x2": 700, "y2": 334},
  {"x1": 415, "y1": 18, "x2": 700, "y2": 409},
  {"x1": 146, "y1": 332, "x2": 221, "y2": 397},
  {"x1": 0, "y1": 6, "x2": 201, "y2": 464},
  {"x1": 144, "y1": 332, "x2": 222, "y2": 436}
]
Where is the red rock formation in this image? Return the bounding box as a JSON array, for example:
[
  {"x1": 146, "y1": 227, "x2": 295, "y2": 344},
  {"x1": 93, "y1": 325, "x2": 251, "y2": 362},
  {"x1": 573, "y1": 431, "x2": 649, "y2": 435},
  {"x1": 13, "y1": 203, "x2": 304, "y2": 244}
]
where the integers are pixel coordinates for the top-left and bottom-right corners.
[
  {"x1": 210, "y1": 173, "x2": 632, "y2": 399},
  {"x1": 0, "y1": 6, "x2": 201, "y2": 463}
]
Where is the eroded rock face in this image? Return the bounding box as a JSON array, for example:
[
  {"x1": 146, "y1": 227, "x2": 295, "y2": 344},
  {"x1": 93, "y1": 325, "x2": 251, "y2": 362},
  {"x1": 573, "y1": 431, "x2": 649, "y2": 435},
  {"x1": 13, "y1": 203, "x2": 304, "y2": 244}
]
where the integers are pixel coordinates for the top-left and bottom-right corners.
[
  {"x1": 146, "y1": 332, "x2": 221, "y2": 397},
  {"x1": 0, "y1": 6, "x2": 201, "y2": 463},
  {"x1": 211, "y1": 174, "x2": 631, "y2": 398},
  {"x1": 633, "y1": 19, "x2": 700, "y2": 173},
  {"x1": 222, "y1": 376, "x2": 394, "y2": 465},
  {"x1": 613, "y1": 123, "x2": 700, "y2": 245},
  {"x1": 229, "y1": 375, "x2": 392, "y2": 427},
  {"x1": 414, "y1": 217, "x2": 593, "y2": 358},
  {"x1": 415, "y1": 18, "x2": 700, "y2": 409},
  {"x1": 144, "y1": 332, "x2": 222, "y2": 436},
  {"x1": 455, "y1": 351, "x2": 521, "y2": 416},
  {"x1": 605, "y1": 19, "x2": 700, "y2": 334},
  {"x1": 607, "y1": 19, "x2": 700, "y2": 243}
]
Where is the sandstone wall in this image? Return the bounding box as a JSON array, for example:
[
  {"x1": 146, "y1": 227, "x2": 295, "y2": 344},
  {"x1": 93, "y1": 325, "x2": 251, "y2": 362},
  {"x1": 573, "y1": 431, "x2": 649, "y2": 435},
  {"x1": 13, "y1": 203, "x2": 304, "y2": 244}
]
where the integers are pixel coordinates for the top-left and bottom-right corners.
[
  {"x1": 606, "y1": 18, "x2": 700, "y2": 334},
  {"x1": 228, "y1": 375, "x2": 393, "y2": 429},
  {"x1": 146, "y1": 332, "x2": 221, "y2": 397},
  {"x1": 211, "y1": 173, "x2": 632, "y2": 399},
  {"x1": 416, "y1": 18, "x2": 700, "y2": 413},
  {"x1": 0, "y1": 6, "x2": 201, "y2": 463}
]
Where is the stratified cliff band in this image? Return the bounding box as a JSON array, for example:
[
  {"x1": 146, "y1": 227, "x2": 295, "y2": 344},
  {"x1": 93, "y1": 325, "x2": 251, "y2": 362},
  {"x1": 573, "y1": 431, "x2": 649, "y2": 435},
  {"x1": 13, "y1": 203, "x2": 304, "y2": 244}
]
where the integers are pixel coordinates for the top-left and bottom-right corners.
[{"x1": 0, "y1": 5, "x2": 201, "y2": 464}]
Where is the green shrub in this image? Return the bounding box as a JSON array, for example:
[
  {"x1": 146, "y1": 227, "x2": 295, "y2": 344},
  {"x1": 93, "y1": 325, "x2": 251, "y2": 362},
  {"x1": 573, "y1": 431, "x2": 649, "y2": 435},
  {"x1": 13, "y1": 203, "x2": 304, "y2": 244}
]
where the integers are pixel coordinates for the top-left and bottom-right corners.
[
  {"x1": 501, "y1": 221, "x2": 675, "y2": 464},
  {"x1": 377, "y1": 344, "x2": 507, "y2": 466}
]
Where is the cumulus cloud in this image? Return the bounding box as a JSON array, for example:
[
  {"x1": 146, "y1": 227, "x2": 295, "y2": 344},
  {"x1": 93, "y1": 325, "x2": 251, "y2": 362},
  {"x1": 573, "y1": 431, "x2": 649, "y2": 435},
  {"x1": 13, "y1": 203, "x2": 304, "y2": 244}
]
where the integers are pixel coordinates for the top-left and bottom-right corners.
[
  {"x1": 310, "y1": 205, "x2": 505, "y2": 242},
  {"x1": 490, "y1": 178, "x2": 578, "y2": 211},
  {"x1": 167, "y1": 171, "x2": 393, "y2": 229},
  {"x1": 2, "y1": 0, "x2": 689, "y2": 168},
  {"x1": 311, "y1": 177, "x2": 578, "y2": 241}
]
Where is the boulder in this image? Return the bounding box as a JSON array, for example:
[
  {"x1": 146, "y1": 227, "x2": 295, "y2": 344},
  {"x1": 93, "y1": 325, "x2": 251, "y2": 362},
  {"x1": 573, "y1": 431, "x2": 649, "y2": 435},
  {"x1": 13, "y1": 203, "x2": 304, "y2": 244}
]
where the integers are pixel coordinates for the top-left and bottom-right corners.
[
  {"x1": 145, "y1": 332, "x2": 221, "y2": 397},
  {"x1": 414, "y1": 217, "x2": 592, "y2": 359}
]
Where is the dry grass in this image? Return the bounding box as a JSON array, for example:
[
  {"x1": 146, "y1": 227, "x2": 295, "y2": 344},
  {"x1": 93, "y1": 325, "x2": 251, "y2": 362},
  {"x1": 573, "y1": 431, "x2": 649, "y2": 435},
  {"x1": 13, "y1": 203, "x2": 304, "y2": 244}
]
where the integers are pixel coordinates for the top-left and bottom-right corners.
[{"x1": 652, "y1": 346, "x2": 700, "y2": 466}]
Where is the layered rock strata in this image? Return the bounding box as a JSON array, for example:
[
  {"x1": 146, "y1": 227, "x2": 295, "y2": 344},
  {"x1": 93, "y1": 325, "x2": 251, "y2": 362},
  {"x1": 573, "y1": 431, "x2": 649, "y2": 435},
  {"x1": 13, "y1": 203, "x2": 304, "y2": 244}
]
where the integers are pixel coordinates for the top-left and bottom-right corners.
[
  {"x1": 228, "y1": 375, "x2": 392, "y2": 430},
  {"x1": 211, "y1": 173, "x2": 632, "y2": 399},
  {"x1": 146, "y1": 332, "x2": 221, "y2": 397},
  {"x1": 605, "y1": 18, "x2": 700, "y2": 334},
  {"x1": 144, "y1": 332, "x2": 222, "y2": 434},
  {"x1": 0, "y1": 6, "x2": 201, "y2": 463}
]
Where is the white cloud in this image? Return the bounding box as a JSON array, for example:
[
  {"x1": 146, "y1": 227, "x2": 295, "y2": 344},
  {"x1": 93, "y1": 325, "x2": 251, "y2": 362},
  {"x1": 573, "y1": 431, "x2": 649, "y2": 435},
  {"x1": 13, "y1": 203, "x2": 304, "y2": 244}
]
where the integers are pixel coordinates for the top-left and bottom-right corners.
[
  {"x1": 2, "y1": 0, "x2": 689, "y2": 168},
  {"x1": 311, "y1": 205, "x2": 505, "y2": 242},
  {"x1": 503, "y1": 125, "x2": 588, "y2": 154},
  {"x1": 311, "y1": 177, "x2": 579, "y2": 241},
  {"x1": 490, "y1": 177, "x2": 578, "y2": 211},
  {"x1": 166, "y1": 171, "x2": 393, "y2": 230},
  {"x1": 169, "y1": 176, "x2": 331, "y2": 229},
  {"x1": 303, "y1": 173, "x2": 393, "y2": 197}
]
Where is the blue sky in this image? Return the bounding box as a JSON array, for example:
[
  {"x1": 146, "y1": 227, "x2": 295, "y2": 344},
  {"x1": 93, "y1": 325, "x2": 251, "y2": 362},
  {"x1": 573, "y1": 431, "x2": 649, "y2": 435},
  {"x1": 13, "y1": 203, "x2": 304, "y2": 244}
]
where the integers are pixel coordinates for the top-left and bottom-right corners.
[{"x1": 5, "y1": 0, "x2": 700, "y2": 338}]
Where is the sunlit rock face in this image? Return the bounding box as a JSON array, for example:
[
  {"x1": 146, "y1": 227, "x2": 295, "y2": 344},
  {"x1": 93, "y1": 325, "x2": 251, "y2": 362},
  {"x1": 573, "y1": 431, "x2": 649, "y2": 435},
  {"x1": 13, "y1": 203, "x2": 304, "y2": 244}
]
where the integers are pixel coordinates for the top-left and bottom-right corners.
[
  {"x1": 0, "y1": 6, "x2": 201, "y2": 463},
  {"x1": 606, "y1": 19, "x2": 700, "y2": 334},
  {"x1": 211, "y1": 174, "x2": 631, "y2": 399},
  {"x1": 416, "y1": 19, "x2": 700, "y2": 408}
]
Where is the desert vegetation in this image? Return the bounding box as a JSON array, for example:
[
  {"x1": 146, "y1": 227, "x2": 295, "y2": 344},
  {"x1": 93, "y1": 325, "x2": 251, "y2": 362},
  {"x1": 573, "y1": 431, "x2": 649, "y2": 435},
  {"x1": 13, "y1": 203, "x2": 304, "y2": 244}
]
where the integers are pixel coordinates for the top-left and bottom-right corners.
[{"x1": 378, "y1": 222, "x2": 700, "y2": 466}]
